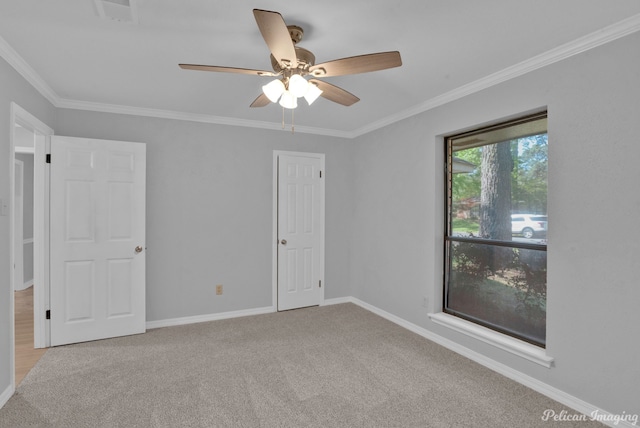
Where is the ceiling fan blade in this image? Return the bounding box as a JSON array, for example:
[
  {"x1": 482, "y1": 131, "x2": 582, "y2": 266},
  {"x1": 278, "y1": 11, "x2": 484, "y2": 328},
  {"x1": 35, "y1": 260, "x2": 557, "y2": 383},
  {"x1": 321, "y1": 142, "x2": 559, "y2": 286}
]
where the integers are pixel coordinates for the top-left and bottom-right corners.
[
  {"x1": 309, "y1": 51, "x2": 402, "y2": 77},
  {"x1": 250, "y1": 93, "x2": 271, "y2": 108},
  {"x1": 179, "y1": 64, "x2": 277, "y2": 77},
  {"x1": 253, "y1": 9, "x2": 297, "y2": 69},
  {"x1": 309, "y1": 79, "x2": 360, "y2": 106}
]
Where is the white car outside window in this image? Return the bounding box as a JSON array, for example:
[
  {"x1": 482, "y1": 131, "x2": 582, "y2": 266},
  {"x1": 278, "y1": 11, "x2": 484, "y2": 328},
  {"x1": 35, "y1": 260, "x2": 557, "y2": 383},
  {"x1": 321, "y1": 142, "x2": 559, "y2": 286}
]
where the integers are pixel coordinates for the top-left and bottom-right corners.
[{"x1": 511, "y1": 214, "x2": 547, "y2": 239}]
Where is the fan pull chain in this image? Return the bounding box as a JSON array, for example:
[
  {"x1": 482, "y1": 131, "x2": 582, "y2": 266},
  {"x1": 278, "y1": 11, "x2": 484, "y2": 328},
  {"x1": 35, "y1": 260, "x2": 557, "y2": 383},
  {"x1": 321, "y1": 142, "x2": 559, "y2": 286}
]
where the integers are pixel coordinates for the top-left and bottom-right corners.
[{"x1": 280, "y1": 106, "x2": 295, "y2": 134}]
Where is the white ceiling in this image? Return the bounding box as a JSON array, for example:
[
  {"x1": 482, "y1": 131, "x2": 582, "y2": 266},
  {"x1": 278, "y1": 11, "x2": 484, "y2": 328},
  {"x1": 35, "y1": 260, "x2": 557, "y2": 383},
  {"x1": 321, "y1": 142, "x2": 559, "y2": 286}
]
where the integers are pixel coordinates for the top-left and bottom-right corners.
[{"x1": 2, "y1": 1, "x2": 640, "y2": 137}]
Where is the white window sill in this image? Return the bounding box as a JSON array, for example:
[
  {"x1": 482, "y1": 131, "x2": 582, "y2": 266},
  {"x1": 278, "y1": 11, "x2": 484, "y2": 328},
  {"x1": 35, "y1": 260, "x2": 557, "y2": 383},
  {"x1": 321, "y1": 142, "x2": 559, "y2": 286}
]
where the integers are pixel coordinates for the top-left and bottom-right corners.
[{"x1": 428, "y1": 312, "x2": 554, "y2": 368}]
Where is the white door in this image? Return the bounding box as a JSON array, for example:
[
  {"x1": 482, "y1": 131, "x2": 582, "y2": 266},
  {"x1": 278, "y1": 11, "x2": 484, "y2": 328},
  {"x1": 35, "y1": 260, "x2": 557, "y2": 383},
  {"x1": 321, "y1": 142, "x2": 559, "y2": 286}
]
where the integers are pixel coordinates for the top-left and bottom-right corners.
[
  {"x1": 277, "y1": 153, "x2": 324, "y2": 311},
  {"x1": 49, "y1": 136, "x2": 146, "y2": 346},
  {"x1": 13, "y1": 159, "x2": 24, "y2": 291}
]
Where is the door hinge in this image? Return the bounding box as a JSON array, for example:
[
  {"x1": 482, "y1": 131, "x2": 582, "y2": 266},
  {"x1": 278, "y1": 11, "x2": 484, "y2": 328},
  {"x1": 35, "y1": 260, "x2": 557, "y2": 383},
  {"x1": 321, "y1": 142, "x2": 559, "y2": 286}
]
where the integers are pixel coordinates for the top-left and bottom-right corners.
[
  {"x1": 319, "y1": 170, "x2": 322, "y2": 178},
  {"x1": 45, "y1": 310, "x2": 50, "y2": 320},
  {"x1": 319, "y1": 280, "x2": 322, "y2": 288},
  {"x1": 45, "y1": 154, "x2": 51, "y2": 164}
]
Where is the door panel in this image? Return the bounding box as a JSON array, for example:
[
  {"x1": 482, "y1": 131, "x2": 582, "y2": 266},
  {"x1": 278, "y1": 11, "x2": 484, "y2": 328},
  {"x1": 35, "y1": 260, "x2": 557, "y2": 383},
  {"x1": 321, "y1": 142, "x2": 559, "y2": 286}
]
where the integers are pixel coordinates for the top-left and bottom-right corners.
[
  {"x1": 50, "y1": 136, "x2": 146, "y2": 346},
  {"x1": 277, "y1": 154, "x2": 323, "y2": 311},
  {"x1": 64, "y1": 260, "x2": 94, "y2": 322},
  {"x1": 65, "y1": 180, "x2": 95, "y2": 241},
  {"x1": 107, "y1": 258, "x2": 133, "y2": 317}
]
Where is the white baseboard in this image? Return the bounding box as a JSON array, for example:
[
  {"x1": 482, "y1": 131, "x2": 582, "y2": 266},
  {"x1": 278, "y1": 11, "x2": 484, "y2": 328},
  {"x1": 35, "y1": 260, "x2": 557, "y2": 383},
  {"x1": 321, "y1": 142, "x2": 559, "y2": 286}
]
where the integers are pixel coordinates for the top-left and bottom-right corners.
[
  {"x1": 147, "y1": 298, "x2": 352, "y2": 330},
  {"x1": 145, "y1": 305, "x2": 276, "y2": 330},
  {"x1": 0, "y1": 384, "x2": 14, "y2": 409},
  {"x1": 322, "y1": 296, "x2": 353, "y2": 306},
  {"x1": 347, "y1": 296, "x2": 637, "y2": 428}
]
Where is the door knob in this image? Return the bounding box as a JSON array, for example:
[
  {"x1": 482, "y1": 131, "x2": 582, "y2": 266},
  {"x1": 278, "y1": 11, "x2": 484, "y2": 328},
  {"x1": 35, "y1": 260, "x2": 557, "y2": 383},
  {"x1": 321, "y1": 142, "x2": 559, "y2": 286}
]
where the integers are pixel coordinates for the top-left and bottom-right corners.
[
  {"x1": 280, "y1": 239, "x2": 287, "y2": 245},
  {"x1": 135, "y1": 246, "x2": 143, "y2": 253}
]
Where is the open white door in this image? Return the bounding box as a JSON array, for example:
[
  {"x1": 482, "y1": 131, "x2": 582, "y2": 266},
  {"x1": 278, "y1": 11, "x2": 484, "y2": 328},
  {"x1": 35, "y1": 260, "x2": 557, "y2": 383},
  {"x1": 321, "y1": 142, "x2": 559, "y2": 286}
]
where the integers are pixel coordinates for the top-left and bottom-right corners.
[
  {"x1": 276, "y1": 153, "x2": 324, "y2": 311},
  {"x1": 50, "y1": 136, "x2": 146, "y2": 346}
]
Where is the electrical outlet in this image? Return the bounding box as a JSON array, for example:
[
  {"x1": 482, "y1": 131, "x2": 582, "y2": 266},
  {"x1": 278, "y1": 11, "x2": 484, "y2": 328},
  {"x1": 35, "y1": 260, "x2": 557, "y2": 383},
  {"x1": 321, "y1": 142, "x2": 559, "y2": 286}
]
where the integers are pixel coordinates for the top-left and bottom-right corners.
[
  {"x1": 422, "y1": 296, "x2": 429, "y2": 308},
  {"x1": 216, "y1": 284, "x2": 223, "y2": 295}
]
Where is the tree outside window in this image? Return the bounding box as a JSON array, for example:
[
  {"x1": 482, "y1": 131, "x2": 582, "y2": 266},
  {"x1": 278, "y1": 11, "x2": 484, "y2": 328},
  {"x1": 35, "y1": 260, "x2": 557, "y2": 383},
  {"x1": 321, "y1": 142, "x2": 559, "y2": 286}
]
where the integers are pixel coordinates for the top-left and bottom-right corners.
[{"x1": 445, "y1": 113, "x2": 548, "y2": 346}]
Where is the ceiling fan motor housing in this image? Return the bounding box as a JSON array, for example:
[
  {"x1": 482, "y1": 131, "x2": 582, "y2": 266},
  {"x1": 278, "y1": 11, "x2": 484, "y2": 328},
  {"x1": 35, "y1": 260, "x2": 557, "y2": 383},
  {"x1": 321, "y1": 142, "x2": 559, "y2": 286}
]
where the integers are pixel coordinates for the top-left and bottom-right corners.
[
  {"x1": 270, "y1": 46, "x2": 316, "y2": 74},
  {"x1": 288, "y1": 25, "x2": 304, "y2": 44}
]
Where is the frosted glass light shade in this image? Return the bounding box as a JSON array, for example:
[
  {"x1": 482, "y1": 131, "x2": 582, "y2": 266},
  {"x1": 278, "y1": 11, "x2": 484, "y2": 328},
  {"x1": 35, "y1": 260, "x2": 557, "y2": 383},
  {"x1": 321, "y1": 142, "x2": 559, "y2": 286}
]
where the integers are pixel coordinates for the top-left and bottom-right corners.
[
  {"x1": 262, "y1": 79, "x2": 285, "y2": 103},
  {"x1": 304, "y1": 83, "x2": 323, "y2": 105},
  {"x1": 289, "y1": 74, "x2": 309, "y2": 98},
  {"x1": 279, "y1": 90, "x2": 298, "y2": 109}
]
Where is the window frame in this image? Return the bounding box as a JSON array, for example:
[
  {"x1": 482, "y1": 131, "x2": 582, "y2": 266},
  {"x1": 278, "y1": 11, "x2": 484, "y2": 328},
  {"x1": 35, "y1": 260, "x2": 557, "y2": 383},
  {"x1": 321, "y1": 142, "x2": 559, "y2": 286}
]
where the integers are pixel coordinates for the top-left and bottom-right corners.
[{"x1": 443, "y1": 111, "x2": 548, "y2": 348}]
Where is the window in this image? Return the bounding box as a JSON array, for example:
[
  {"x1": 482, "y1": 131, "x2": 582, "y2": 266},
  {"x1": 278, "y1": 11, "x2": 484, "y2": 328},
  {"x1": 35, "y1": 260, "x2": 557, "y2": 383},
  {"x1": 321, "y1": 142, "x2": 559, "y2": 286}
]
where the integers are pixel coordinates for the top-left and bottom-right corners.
[{"x1": 444, "y1": 112, "x2": 548, "y2": 347}]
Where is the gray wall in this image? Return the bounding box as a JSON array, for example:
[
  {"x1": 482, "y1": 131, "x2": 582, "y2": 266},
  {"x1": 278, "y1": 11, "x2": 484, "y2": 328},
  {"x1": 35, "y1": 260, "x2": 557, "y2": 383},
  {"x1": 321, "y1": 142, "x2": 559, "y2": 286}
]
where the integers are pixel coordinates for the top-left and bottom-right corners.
[
  {"x1": 0, "y1": 57, "x2": 55, "y2": 395},
  {"x1": 2, "y1": 28, "x2": 639, "y2": 419},
  {"x1": 350, "y1": 31, "x2": 640, "y2": 415},
  {"x1": 54, "y1": 111, "x2": 354, "y2": 321},
  {"x1": 16, "y1": 153, "x2": 34, "y2": 285}
]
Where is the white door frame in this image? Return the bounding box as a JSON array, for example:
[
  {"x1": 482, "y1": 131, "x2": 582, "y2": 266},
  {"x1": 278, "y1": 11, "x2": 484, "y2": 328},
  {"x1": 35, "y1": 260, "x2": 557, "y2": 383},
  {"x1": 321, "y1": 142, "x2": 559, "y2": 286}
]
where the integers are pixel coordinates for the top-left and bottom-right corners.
[
  {"x1": 272, "y1": 151, "x2": 325, "y2": 310},
  {"x1": 9, "y1": 104, "x2": 54, "y2": 396}
]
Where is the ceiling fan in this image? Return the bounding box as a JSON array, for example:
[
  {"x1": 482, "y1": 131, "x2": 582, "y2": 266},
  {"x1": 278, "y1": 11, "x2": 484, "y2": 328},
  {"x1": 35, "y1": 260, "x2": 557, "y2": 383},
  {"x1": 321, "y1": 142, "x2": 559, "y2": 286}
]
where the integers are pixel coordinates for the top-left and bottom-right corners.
[{"x1": 179, "y1": 9, "x2": 402, "y2": 109}]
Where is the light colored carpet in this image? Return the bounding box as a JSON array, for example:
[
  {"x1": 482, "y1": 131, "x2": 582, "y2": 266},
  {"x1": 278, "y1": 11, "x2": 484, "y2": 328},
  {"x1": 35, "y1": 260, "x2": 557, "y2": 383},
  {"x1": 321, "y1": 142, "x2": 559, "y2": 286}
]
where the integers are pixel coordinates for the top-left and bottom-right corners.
[{"x1": 0, "y1": 303, "x2": 602, "y2": 427}]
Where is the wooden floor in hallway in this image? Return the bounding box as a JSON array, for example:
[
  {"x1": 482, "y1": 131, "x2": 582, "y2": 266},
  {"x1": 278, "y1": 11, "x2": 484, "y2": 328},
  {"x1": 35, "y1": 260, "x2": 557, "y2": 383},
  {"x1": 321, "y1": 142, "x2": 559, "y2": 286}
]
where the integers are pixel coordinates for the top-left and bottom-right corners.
[{"x1": 15, "y1": 287, "x2": 47, "y2": 385}]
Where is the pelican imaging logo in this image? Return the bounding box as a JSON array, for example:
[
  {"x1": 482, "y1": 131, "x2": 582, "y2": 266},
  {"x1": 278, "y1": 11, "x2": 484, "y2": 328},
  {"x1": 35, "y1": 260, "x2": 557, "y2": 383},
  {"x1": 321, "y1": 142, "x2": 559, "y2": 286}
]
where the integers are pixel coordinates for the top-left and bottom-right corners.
[{"x1": 541, "y1": 409, "x2": 638, "y2": 425}]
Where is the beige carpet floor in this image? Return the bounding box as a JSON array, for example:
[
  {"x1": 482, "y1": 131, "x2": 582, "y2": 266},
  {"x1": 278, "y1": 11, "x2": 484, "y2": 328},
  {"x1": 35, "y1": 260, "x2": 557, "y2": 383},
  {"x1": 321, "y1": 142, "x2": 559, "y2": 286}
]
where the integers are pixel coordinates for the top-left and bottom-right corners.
[{"x1": 0, "y1": 303, "x2": 602, "y2": 427}]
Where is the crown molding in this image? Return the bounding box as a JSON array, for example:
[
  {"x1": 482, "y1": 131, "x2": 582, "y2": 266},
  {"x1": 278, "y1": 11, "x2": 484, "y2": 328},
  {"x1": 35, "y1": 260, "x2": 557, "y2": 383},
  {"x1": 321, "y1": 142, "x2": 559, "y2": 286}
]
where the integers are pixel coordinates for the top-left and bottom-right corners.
[
  {"x1": 56, "y1": 98, "x2": 353, "y2": 138},
  {"x1": 0, "y1": 34, "x2": 350, "y2": 138},
  {"x1": 3, "y1": 12, "x2": 640, "y2": 140},
  {"x1": 0, "y1": 35, "x2": 58, "y2": 105},
  {"x1": 350, "y1": 12, "x2": 640, "y2": 138}
]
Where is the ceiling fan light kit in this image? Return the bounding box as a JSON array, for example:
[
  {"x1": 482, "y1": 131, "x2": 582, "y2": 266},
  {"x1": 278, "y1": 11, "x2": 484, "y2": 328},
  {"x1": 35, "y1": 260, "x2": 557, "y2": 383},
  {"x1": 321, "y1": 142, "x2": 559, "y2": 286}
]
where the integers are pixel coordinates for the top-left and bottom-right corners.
[
  {"x1": 179, "y1": 8, "x2": 402, "y2": 122},
  {"x1": 279, "y1": 90, "x2": 298, "y2": 109},
  {"x1": 304, "y1": 82, "x2": 323, "y2": 105},
  {"x1": 288, "y1": 74, "x2": 310, "y2": 98},
  {"x1": 262, "y1": 79, "x2": 285, "y2": 103}
]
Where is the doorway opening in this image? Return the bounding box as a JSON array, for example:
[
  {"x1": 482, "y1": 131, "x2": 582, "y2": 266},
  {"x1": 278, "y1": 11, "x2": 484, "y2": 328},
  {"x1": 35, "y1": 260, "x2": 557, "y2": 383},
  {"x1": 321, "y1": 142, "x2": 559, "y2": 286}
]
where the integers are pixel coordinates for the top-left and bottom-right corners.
[
  {"x1": 10, "y1": 103, "x2": 53, "y2": 389},
  {"x1": 9, "y1": 104, "x2": 147, "y2": 391},
  {"x1": 14, "y1": 143, "x2": 46, "y2": 385}
]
